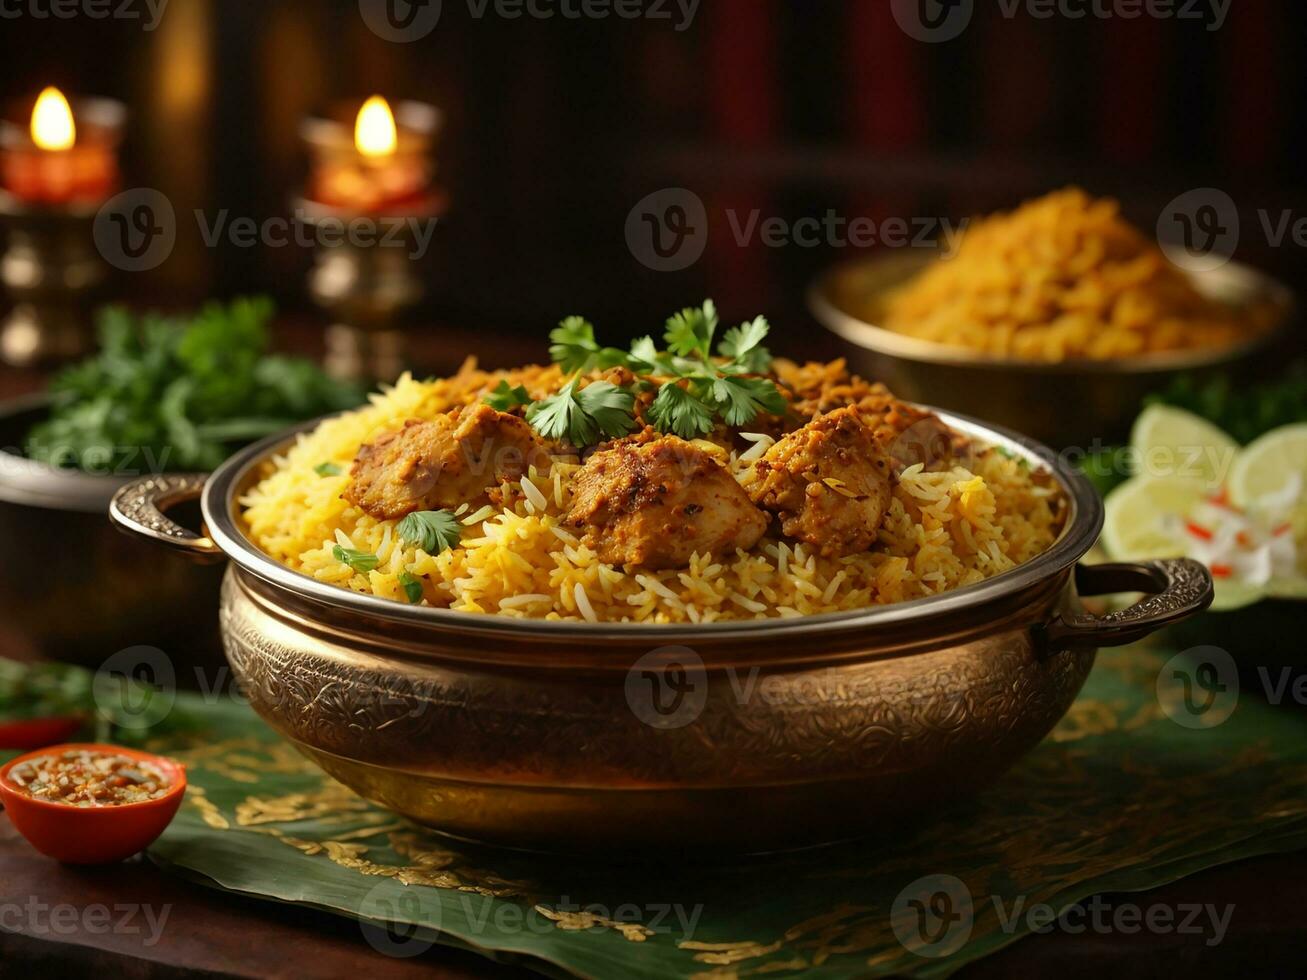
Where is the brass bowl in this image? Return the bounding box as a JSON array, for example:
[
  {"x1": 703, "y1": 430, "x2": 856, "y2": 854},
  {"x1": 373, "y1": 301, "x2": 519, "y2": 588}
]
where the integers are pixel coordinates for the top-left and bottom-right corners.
[
  {"x1": 110, "y1": 411, "x2": 1213, "y2": 852},
  {"x1": 809, "y1": 253, "x2": 1295, "y2": 448},
  {"x1": 0, "y1": 394, "x2": 224, "y2": 664}
]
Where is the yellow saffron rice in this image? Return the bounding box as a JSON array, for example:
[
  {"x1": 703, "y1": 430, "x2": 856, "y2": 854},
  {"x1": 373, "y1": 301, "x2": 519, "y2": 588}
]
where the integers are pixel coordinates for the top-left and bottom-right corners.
[
  {"x1": 879, "y1": 188, "x2": 1263, "y2": 361},
  {"x1": 240, "y1": 371, "x2": 1064, "y2": 623}
]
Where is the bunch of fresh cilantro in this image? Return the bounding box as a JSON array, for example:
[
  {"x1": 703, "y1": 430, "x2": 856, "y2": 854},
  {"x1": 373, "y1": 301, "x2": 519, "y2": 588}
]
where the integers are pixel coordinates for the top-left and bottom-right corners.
[
  {"x1": 509, "y1": 300, "x2": 787, "y2": 446},
  {"x1": 27, "y1": 298, "x2": 365, "y2": 473},
  {"x1": 0, "y1": 659, "x2": 198, "y2": 746}
]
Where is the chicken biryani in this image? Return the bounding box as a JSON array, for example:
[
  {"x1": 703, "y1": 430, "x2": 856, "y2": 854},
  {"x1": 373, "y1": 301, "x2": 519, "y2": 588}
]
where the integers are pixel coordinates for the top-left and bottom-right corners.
[{"x1": 242, "y1": 303, "x2": 1066, "y2": 622}]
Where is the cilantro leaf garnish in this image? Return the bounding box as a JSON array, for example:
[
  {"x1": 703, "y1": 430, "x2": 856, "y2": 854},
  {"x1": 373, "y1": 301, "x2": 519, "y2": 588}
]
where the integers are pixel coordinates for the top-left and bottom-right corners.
[
  {"x1": 398, "y1": 571, "x2": 424, "y2": 604},
  {"x1": 527, "y1": 379, "x2": 637, "y2": 447},
  {"x1": 549, "y1": 317, "x2": 630, "y2": 374},
  {"x1": 483, "y1": 379, "x2": 531, "y2": 412},
  {"x1": 709, "y1": 375, "x2": 787, "y2": 426},
  {"x1": 663, "y1": 300, "x2": 718, "y2": 359},
  {"x1": 629, "y1": 336, "x2": 687, "y2": 378},
  {"x1": 314, "y1": 462, "x2": 343, "y2": 477},
  {"x1": 534, "y1": 300, "x2": 786, "y2": 443},
  {"x1": 718, "y1": 316, "x2": 773, "y2": 374},
  {"x1": 629, "y1": 335, "x2": 659, "y2": 367},
  {"x1": 648, "y1": 383, "x2": 715, "y2": 439},
  {"x1": 398, "y1": 510, "x2": 463, "y2": 554},
  {"x1": 332, "y1": 545, "x2": 380, "y2": 573}
]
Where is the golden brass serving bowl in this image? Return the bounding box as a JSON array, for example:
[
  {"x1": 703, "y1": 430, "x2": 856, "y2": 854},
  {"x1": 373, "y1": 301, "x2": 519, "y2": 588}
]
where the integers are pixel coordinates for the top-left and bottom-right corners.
[
  {"x1": 111, "y1": 411, "x2": 1212, "y2": 853},
  {"x1": 809, "y1": 253, "x2": 1295, "y2": 448}
]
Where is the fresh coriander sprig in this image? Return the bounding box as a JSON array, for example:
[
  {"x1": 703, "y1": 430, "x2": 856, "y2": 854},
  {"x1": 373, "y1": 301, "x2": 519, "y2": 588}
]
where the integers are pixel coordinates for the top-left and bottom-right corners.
[
  {"x1": 718, "y1": 316, "x2": 772, "y2": 374},
  {"x1": 647, "y1": 382, "x2": 715, "y2": 439},
  {"x1": 398, "y1": 571, "x2": 424, "y2": 604},
  {"x1": 483, "y1": 380, "x2": 531, "y2": 412},
  {"x1": 332, "y1": 545, "x2": 380, "y2": 573},
  {"x1": 526, "y1": 301, "x2": 784, "y2": 445},
  {"x1": 644, "y1": 301, "x2": 783, "y2": 438},
  {"x1": 549, "y1": 317, "x2": 634, "y2": 375},
  {"x1": 663, "y1": 300, "x2": 719, "y2": 360},
  {"x1": 527, "y1": 379, "x2": 637, "y2": 446},
  {"x1": 398, "y1": 510, "x2": 463, "y2": 554}
]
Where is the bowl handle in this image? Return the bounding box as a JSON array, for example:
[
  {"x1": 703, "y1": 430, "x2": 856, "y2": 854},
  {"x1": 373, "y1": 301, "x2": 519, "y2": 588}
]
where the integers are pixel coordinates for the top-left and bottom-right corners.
[
  {"x1": 108, "y1": 474, "x2": 225, "y2": 564},
  {"x1": 1039, "y1": 558, "x2": 1214, "y2": 652}
]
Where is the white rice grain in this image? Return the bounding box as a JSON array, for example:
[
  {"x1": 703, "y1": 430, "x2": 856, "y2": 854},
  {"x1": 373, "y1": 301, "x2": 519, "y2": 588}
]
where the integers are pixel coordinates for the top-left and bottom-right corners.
[
  {"x1": 521, "y1": 478, "x2": 548, "y2": 512},
  {"x1": 573, "y1": 582, "x2": 598, "y2": 623},
  {"x1": 461, "y1": 504, "x2": 495, "y2": 526},
  {"x1": 499, "y1": 593, "x2": 551, "y2": 610}
]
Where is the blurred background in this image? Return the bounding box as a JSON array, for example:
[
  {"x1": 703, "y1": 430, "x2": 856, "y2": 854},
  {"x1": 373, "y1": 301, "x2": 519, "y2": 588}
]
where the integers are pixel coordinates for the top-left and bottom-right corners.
[{"x1": 0, "y1": 0, "x2": 1303, "y2": 363}]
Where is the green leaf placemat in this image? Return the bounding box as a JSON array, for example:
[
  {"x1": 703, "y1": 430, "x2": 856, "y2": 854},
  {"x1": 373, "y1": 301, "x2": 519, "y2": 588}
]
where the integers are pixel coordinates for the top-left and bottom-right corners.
[{"x1": 123, "y1": 646, "x2": 1307, "y2": 977}]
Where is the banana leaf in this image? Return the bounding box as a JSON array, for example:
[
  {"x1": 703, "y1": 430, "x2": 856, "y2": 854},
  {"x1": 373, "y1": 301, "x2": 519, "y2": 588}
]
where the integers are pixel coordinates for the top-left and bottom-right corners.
[{"x1": 14, "y1": 645, "x2": 1307, "y2": 978}]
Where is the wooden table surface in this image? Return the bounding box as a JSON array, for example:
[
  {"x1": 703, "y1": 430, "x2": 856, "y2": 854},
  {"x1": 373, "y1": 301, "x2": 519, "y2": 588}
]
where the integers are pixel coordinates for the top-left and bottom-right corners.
[{"x1": 2, "y1": 811, "x2": 1305, "y2": 979}]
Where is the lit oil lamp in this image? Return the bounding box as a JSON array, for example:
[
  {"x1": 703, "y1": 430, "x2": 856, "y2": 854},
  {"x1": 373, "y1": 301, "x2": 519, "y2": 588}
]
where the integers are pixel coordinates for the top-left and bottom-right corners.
[
  {"x1": 296, "y1": 96, "x2": 445, "y2": 380},
  {"x1": 0, "y1": 87, "x2": 122, "y2": 207},
  {"x1": 302, "y1": 95, "x2": 440, "y2": 212}
]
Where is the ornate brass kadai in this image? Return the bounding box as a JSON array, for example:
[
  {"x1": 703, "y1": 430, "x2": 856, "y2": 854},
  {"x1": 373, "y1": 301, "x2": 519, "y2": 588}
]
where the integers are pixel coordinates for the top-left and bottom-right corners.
[{"x1": 110, "y1": 410, "x2": 1213, "y2": 853}]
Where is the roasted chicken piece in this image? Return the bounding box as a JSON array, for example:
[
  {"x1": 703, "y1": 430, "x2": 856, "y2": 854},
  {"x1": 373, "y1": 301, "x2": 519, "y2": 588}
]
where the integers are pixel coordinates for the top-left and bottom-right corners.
[
  {"x1": 344, "y1": 405, "x2": 548, "y2": 520},
  {"x1": 778, "y1": 359, "x2": 956, "y2": 469},
  {"x1": 566, "y1": 435, "x2": 768, "y2": 569},
  {"x1": 855, "y1": 387, "x2": 955, "y2": 470},
  {"x1": 749, "y1": 407, "x2": 894, "y2": 557}
]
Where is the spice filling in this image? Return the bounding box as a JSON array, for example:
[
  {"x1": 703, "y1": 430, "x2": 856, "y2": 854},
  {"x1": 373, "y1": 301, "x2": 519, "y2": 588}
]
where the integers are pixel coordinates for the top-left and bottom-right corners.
[{"x1": 5, "y1": 749, "x2": 172, "y2": 807}]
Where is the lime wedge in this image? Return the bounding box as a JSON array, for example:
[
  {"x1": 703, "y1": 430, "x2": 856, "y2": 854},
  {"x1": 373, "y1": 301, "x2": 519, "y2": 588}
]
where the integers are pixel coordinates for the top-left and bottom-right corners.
[
  {"x1": 1130, "y1": 404, "x2": 1239, "y2": 489},
  {"x1": 1208, "y1": 578, "x2": 1269, "y2": 612},
  {"x1": 1228, "y1": 422, "x2": 1307, "y2": 509},
  {"x1": 1268, "y1": 576, "x2": 1307, "y2": 600},
  {"x1": 1103, "y1": 474, "x2": 1275, "y2": 612},
  {"x1": 1102, "y1": 474, "x2": 1205, "y2": 562}
]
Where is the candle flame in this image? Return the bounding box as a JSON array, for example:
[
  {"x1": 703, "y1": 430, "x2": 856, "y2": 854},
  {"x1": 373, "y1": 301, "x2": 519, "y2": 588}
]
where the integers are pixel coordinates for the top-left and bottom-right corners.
[
  {"x1": 31, "y1": 87, "x2": 76, "y2": 151},
  {"x1": 354, "y1": 96, "x2": 397, "y2": 157}
]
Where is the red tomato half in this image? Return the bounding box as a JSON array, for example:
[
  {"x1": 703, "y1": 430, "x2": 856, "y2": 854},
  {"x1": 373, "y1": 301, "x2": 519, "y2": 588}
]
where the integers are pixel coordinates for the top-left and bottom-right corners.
[{"x1": 0, "y1": 716, "x2": 84, "y2": 750}]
